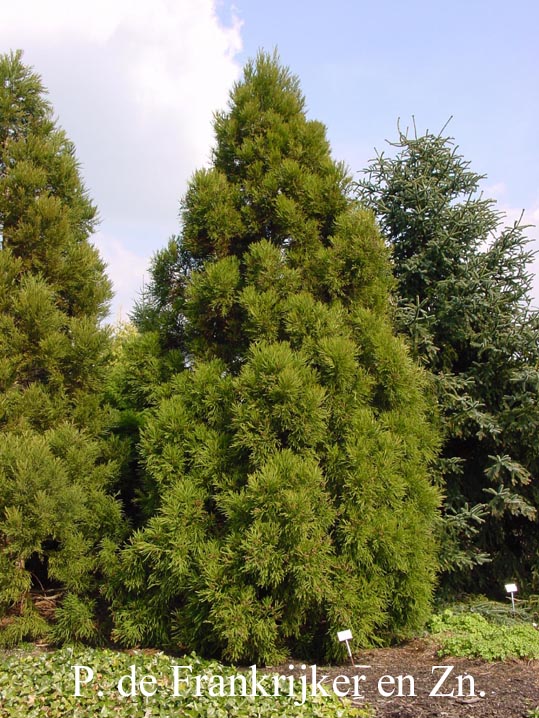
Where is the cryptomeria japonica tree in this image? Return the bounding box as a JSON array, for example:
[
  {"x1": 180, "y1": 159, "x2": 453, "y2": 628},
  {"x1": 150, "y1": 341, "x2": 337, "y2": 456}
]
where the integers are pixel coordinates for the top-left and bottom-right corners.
[{"x1": 113, "y1": 53, "x2": 440, "y2": 663}]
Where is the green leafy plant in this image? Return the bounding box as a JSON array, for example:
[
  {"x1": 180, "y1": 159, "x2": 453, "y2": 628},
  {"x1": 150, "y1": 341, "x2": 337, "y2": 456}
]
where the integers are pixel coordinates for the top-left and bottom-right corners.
[
  {"x1": 429, "y1": 609, "x2": 539, "y2": 660},
  {"x1": 439, "y1": 596, "x2": 533, "y2": 625},
  {"x1": 0, "y1": 647, "x2": 369, "y2": 718}
]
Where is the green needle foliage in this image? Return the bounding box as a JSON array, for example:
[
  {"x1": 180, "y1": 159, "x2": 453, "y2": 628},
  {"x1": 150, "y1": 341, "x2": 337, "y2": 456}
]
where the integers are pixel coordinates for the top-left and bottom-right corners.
[
  {"x1": 115, "y1": 53, "x2": 441, "y2": 663},
  {"x1": 358, "y1": 127, "x2": 539, "y2": 593},
  {"x1": 0, "y1": 51, "x2": 125, "y2": 644}
]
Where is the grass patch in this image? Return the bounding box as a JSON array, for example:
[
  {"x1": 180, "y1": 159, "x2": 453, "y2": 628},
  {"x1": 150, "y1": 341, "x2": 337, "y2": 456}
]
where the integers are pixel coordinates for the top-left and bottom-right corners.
[{"x1": 0, "y1": 647, "x2": 368, "y2": 717}]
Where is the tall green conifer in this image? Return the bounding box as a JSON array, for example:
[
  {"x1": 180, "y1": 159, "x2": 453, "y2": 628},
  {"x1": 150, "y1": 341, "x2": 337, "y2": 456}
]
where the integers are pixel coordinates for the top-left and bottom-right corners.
[
  {"x1": 117, "y1": 53, "x2": 440, "y2": 663},
  {"x1": 359, "y1": 129, "x2": 539, "y2": 592},
  {"x1": 0, "y1": 51, "x2": 124, "y2": 645}
]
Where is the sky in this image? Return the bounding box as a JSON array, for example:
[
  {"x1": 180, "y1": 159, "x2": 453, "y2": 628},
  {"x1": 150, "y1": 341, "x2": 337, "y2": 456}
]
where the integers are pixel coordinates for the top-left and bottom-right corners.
[{"x1": 2, "y1": 0, "x2": 538, "y2": 319}]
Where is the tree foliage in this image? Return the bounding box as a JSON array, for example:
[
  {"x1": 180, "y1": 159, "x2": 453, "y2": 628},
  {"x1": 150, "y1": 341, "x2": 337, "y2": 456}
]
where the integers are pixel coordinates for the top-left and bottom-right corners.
[
  {"x1": 0, "y1": 51, "x2": 125, "y2": 643},
  {"x1": 116, "y1": 53, "x2": 440, "y2": 663},
  {"x1": 358, "y1": 127, "x2": 539, "y2": 592}
]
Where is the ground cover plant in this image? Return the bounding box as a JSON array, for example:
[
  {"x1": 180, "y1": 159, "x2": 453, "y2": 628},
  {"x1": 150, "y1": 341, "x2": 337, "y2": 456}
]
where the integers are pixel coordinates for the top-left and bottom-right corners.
[
  {"x1": 429, "y1": 607, "x2": 539, "y2": 660},
  {"x1": 0, "y1": 648, "x2": 364, "y2": 718},
  {"x1": 438, "y1": 595, "x2": 537, "y2": 624}
]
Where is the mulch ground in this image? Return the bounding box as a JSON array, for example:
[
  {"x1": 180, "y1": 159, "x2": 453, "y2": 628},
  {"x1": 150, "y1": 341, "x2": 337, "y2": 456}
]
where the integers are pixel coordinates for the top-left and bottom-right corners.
[{"x1": 317, "y1": 640, "x2": 539, "y2": 717}]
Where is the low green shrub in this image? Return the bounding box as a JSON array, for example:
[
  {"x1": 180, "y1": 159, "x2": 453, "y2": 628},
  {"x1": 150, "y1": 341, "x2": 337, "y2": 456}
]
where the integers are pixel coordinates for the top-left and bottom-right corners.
[
  {"x1": 437, "y1": 596, "x2": 532, "y2": 625},
  {"x1": 0, "y1": 604, "x2": 50, "y2": 648},
  {"x1": 50, "y1": 595, "x2": 100, "y2": 646},
  {"x1": 429, "y1": 609, "x2": 539, "y2": 660}
]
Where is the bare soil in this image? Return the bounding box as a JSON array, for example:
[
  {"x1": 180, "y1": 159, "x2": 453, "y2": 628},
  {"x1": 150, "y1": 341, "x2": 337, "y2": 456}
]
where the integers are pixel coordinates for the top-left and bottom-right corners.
[{"x1": 320, "y1": 639, "x2": 539, "y2": 717}]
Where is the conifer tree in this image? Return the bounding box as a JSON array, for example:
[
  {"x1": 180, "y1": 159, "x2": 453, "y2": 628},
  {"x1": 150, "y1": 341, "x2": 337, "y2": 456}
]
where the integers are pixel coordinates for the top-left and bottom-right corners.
[
  {"x1": 359, "y1": 129, "x2": 539, "y2": 592},
  {"x1": 0, "y1": 51, "x2": 124, "y2": 644},
  {"x1": 114, "y1": 53, "x2": 440, "y2": 663}
]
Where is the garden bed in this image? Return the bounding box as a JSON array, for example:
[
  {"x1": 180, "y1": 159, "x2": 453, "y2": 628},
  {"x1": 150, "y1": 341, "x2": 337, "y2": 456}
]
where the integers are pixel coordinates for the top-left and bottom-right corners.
[
  {"x1": 0, "y1": 640, "x2": 538, "y2": 717},
  {"x1": 327, "y1": 639, "x2": 539, "y2": 717}
]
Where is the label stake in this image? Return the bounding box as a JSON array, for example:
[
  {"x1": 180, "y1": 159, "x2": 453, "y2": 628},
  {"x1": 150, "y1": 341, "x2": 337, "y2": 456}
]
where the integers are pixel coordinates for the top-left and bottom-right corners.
[
  {"x1": 505, "y1": 582, "x2": 518, "y2": 615},
  {"x1": 337, "y1": 629, "x2": 355, "y2": 666}
]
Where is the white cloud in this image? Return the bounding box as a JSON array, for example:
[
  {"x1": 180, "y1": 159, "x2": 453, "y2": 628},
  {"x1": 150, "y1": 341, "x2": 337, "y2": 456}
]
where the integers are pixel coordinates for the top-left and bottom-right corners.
[
  {"x1": 93, "y1": 232, "x2": 150, "y2": 325},
  {"x1": 1, "y1": 0, "x2": 243, "y2": 317},
  {"x1": 483, "y1": 182, "x2": 507, "y2": 200}
]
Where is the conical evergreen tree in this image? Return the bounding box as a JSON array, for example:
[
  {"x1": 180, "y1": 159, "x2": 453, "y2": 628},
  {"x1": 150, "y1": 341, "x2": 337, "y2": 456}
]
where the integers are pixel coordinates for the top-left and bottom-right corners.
[
  {"x1": 0, "y1": 51, "x2": 125, "y2": 645},
  {"x1": 358, "y1": 129, "x2": 539, "y2": 593},
  {"x1": 116, "y1": 53, "x2": 440, "y2": 663}
]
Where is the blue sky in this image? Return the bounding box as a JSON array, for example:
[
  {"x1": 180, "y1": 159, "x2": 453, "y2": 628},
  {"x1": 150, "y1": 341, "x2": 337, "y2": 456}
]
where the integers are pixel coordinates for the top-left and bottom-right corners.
[
  {"x1": 231, "y1": 0, "x2": 538, "y2": 208},
  {"x1": 2, "y1": 0, "x2": 538, "y2": 317}
]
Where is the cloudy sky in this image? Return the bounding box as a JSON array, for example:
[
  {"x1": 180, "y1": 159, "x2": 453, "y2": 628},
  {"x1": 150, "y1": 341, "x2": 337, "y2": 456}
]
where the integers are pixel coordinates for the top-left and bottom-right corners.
[{"x1": 2, "y1": 0, "x2": 538, "y2": 318}]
